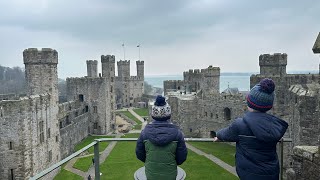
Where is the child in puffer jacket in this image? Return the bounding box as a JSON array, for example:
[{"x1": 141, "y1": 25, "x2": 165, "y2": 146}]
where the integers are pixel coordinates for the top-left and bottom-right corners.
[
  {"x1": 214, "y1": 78, "x2": 288, "y2": 180},
  {"x1": 136, "y1": 95, "x2": 187, "y2": 180}
]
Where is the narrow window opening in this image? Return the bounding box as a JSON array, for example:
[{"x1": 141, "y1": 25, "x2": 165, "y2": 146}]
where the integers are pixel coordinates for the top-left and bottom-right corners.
[
  {"x1": 9, "y1": 141, "x2": 13, "y2": 150},
  {"x1": 39, "y1": 121, "x2": 44, "y2": 143},
  {"x1": 10, "y1": 169, "x2": 14, "y2": 180},
  {"x1": 48, "y1": 128, "x2": 51, "y2": 138},
  {"x1": 94, "y1": 106, "x2": 97, "y2": 113},
  {"x1": 66, "y1": 115, "x2": 70, "y2": 125},
  {"x1": 59, "y1": 121, "x2": 63, "y2": 129},
  {"x1": 224, "y1": 108, "x2": 231, "y2": 120},
  {"x1": 85, "y1": 106, "x2": 89, "y2": 112},
  {"x1": 79, "y1": 94, "x2": 84, "y2": 102},
  {"x1": 48, "y1": 150, "x2": 52, "y2": 162}
]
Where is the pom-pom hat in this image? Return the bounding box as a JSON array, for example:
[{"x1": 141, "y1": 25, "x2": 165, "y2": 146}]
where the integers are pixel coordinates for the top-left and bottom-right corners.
[
  {"x1": 151, "y1": 95, "x2": 171, "y2": 121},
  {"x1": 247, "y1": 78, "x2": 275, "y2": 112}
]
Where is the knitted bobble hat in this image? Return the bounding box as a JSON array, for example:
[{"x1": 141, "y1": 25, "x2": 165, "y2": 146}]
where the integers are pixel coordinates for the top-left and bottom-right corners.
[
  {"x1": 246, "y1": 78, "x2": 275, "y2": 112},
  {"x1": 151, "y1": 95, "x2": 171, "y2": 121}
]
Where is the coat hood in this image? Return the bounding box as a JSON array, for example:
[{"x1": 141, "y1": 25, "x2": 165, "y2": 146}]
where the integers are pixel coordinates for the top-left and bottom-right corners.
[
  {"x1": 143, "y1": 121, "x2": 179, "y2": 146},
  {"x1": 244, "y1": 112, "x2": 288, "y2": 142}
]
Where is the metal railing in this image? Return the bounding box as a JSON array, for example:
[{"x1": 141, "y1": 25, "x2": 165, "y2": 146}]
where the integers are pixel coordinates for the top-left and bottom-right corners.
[{"x1": 30, "y1": 137, "x2": 292, "y2": 180}]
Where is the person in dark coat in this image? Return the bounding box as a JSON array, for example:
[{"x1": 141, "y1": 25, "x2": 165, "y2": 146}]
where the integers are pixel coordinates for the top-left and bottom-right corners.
[
  {"x1": 214, "y1": 78, "x2": 288, "y2": 180},
  {"x1": 136, "y1": 95, "x2": 187, "y2": 180}
]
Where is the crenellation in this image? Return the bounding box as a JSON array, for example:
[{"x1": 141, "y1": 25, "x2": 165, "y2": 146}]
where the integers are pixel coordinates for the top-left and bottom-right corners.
[
  {"x1": 23, "y1": 48, "x2": 58, "y2": 64},
  {"x1": 101, "y1": 55, "x2": 116, "y2": 63}
]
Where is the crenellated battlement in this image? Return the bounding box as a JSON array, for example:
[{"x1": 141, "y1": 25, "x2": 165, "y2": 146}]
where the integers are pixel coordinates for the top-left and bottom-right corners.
[
  {"x1": 23, "y1": 48, "x2": 58, "y2": 64},
  {"x1": 101, "y1": 55, "x2": 115, "y2": 63},
  {"x1": 86, "y1": 60, "x2": 98, "y2": 64},
  {"x1": 183, "y1": 66, "x2": 220, "y2": 78},
  {"x1": 259, "y1": 53, "x2": 287, "y2": 76},
  {"x1": 203, "y1": 66, "x2": 220, "y2": 77},
  {"x1": 259, "y1": 53, "x2": 287, "y2": 66},
  {"x1": 136, "y1": 60, "x2": 144, "y2": 65},
  {"x1": 129, "y1": 76, "x2": 143, "y2": 81},
  {"x1": 117, "y1": 60, "x2": 130, "y2": 65},
  {"x1": 164, "y1": 80, "x2": 184, "y2": 83}
]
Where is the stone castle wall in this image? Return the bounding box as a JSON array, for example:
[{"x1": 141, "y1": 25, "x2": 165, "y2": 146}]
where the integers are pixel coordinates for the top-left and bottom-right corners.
[
  {"x1": 58, "y1": 101, "x2": 90, "y2": 158},
  {"x1": 250, "y1": 53, "x2": 320, "y2": 171},
  {"x1": 287, "y1": 146, "x2": 320, "y2": 180},
  {"x1": 66, "y1": 77, "x2": 114, "y2": 135},
  {"x1": 114, "y1": 60, "x2": 144, "y2": 108},
  {"x1": 167, "y1": 93, "x2": 246, "y2": 137},
  {"x1": 0, "y1": 94, "x2": 60, "y2": 179}
]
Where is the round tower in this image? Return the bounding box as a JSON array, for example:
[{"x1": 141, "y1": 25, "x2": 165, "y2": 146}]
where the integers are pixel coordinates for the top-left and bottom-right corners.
[{"x1": 23, "y1": 48, "x2": 58, "y2": 98}]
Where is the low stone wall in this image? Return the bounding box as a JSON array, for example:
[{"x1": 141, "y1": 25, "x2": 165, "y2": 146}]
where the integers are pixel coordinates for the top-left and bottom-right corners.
[{"x1": 286, "y1": 146, "x2": 320, "y2": 180}]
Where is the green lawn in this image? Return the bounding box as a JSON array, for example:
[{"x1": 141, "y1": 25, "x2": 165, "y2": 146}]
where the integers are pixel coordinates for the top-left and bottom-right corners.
[
  {"x1": 100, "y1": 133, "x2": 142, "y2": 179},
  {"x1": 73, "y1": 155, "x2": 93, "y2": 172},
  {"x1": 188, "y1": 142, "x2": 236, "y2": 166},
  {"x1": 132, "y1": 124, "x2": 142, "y2": 130},
  {"x1": 54, "y1": 163, "x2": 83, "y2": 180},
  {"x1": 74, "y1": 135, "x2": 113, "y2": 154},
  {"x1": 133, "y1": 108, "x2": 149, "y2": 117},
  {"x1": 121, "y1": 133, "x2": 141, "y2": 138},
  {"x1": 73, "y1": 133, "x2": 140, "y2": 173},
  {"x1": 55, "y1": 133, "x2": 238, "y2": 179},
  {"x1": 119, "y1": 111, "x2": 142, "y2": 130},
  {"x1": 120, "y1": 111, "x2": 142, "y2": 125},
  {"x1": 181, "y1": 150, "x2": 238, "y2": 180}
]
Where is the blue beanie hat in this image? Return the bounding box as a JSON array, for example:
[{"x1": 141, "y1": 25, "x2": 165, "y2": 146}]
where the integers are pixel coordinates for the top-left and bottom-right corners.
[
  {"x1": 247, "y1": 78, "x2": 275, "y2": 112},
  {"x1": 151, "y1": 95, "x2": 171, "y2": 121}
]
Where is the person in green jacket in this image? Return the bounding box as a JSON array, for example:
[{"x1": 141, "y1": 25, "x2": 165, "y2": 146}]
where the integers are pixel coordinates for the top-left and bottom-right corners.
[{"x1": 136, "y1": 95, "x2": 187, "y2": 180}]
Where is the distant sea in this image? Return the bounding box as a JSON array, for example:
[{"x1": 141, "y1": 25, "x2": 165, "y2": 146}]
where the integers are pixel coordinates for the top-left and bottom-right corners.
[
  {"x1": 145, "y1": 73, "x2": 253, "y2": 92},
  {"x1": 145, "y1": 71, "x2": 319, "y2": 92}
]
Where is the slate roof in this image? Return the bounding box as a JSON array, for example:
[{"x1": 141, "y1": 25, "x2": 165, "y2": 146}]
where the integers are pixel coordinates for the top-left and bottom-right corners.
[{"x1": 312, "y1": 32, "x2": 320, "y2": 54}]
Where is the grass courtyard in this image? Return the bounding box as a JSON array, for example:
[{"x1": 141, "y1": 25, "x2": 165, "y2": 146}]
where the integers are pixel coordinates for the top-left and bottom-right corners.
[
  {"x1": 55, "y1": 133, "x2": 238, "y2": 180},
  {"x1": 188, "y1": 142, "x2": 236, "y2": 166},
  {"x1": 74, "y1": 135, "x2": 113, "y2": 154},
  {"x1": 133, "y1": 108, "x2": 149, "y2": 117},
  {"x1": 119, "y1": 111, "x2": 142, "y2": 130}
]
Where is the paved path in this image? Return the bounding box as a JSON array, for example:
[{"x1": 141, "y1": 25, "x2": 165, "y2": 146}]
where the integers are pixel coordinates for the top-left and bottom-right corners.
[
  {"x1": 64, "y1": 157, "x2": 86, "y2": 177},
  {"x1": 128, "y1": 108, "x2": 148, "y2": 130},
  {"x1": 85, "y1": 134, "x2": 121, "y2": 179},
  {"x1": 128, "y1": 108, "x2": 145, "y2": 123},
  {"x1": 186, "y1": 143, "x2": 238, "y2": 177},
  {"x1": 64, "y1": 134, "x2": 121, "y2": 179}
]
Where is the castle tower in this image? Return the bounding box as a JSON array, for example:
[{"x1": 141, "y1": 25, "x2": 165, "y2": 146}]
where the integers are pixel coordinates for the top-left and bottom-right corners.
[
  {"x1": 23, "y1": 48, "x2": 60, "y2": 177},
  {"x1": 136, "y1": 60, "x2": 144, "y2": 80},
  {"x1": 259, "y1": 53, "x2": 287, "y2": 76},
  {"x1": 23, "y1": 48, "x2": 58, "y2": 98},
  {"x1": 101, "y1": 55, "x2": 115, "y2": 78},
  {"x1": 201, "y1": 66, "x2": 220, "y2": 94},
  {"x1": 86, "y1": 60, "x2": 98, "y2": 77},
  {"x1": 117, "y1": 60, "x2": 130, "y2": 78}
]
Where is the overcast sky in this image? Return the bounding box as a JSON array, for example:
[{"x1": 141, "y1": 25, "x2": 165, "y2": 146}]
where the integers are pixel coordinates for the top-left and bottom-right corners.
[{"x1": 0, "y1": 0, "x2": 319, "y2": 78}]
